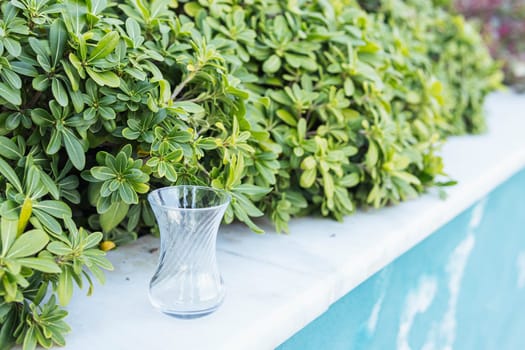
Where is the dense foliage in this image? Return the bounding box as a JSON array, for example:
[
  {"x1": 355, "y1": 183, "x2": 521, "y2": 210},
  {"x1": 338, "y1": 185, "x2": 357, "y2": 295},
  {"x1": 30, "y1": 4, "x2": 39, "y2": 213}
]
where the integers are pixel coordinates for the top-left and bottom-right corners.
[
  {"x1": 0, "y1": 0, "x2": 500, "y2": 348},
  {"x1": 362, "y1": 0, "x2": 503, "y2": 133},
  {"x1": 0, "y1": 0, "x2": 274, "y2": 348},
  {"x1": 180, "y1": 0, "x2": 501, "y2": 231}
]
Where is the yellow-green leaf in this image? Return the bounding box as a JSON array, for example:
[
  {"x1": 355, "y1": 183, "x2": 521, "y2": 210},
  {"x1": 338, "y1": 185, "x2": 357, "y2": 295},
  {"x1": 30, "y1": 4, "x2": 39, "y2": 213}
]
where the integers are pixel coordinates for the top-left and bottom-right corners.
[
  {"x1": 7, "y1": 229, "x2": 49, "y2": 259},
  {"x1": 88, "y1": 31, "x2": 120, "y2": 61}
]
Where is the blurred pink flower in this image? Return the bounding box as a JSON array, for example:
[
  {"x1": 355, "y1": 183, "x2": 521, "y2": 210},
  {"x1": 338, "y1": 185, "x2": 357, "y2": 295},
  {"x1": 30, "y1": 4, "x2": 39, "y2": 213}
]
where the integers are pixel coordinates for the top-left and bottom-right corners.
[
  {"x1": 498, "y1": 23, "x2": 511, "y2": 36},
  {"x1": 455, "y1": 0, "x2": 525, "y2": 87}
]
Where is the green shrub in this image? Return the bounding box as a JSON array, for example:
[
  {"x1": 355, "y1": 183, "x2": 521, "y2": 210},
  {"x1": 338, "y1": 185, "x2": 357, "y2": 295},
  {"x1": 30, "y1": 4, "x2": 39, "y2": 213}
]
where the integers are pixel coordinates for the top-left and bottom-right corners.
[
  {"x1": 181, "y1": 0, "x2": 460, "y2": 231},
  {"x1": 430, "y1": 9, "x2": 503, "y2": 133},
  {"x1": 360, "y1": 0, "x2": 503, "y2": 134},
  {"x1": 0, "y1": 0, "x2": 274, "y2": 348}
]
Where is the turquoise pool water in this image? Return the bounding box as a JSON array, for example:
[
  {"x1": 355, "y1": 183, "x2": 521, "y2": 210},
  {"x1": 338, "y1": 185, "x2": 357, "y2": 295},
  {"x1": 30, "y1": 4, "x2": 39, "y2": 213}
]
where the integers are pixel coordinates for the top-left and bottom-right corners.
[{"x1": 278, "y1": 168, "x2": 525, "y2": 350}]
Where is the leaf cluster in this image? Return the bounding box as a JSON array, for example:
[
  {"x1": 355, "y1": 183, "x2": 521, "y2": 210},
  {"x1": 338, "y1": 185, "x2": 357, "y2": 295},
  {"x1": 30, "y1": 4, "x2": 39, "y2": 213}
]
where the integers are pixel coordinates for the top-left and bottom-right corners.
[
  {"x1": 0, "y1": 0, "x2": 274, "y2": 348},
  {"x1": 179, "y1": 0, "x2": 500, "y2": 232},
  {"x1": 363, "y1": 0, "x2": 503, "y2": 134}
]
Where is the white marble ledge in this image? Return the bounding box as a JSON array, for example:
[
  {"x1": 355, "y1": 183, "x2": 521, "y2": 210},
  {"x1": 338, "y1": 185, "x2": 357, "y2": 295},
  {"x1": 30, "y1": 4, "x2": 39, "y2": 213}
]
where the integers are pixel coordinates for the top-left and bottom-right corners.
[{"x1": 57, "y1": 92, "x2": 525, "y2": 350}]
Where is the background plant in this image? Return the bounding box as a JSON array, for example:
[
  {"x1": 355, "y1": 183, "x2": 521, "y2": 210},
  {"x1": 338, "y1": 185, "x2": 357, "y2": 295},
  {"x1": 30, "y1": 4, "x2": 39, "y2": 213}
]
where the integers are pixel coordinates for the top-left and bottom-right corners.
[
  {"x1": 452, "y1": 0, "x2": 525, "y2": 91},
  {"x1": 422, "y1": 0, "x2": 503, "y2": 133},
  {"x1": 179, "y1": 0, "x2": 499, "y2": 232},
  {"x1": 360, "y1": 0, "x2": 503, "y2": 133}
]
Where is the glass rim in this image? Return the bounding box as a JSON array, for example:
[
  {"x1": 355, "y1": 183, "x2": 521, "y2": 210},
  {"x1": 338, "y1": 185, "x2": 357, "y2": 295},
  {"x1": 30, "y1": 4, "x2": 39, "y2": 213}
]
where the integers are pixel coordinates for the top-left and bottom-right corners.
[{"x1": 148, "y1": 185, "x2": 231, "y2": 211}]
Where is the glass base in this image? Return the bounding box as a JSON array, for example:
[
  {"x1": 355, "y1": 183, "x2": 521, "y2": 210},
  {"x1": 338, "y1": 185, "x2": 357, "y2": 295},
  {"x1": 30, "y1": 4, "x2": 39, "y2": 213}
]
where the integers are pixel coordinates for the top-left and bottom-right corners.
[
  {"x1": 150, "y1": 288, "x2": 225, "y2": 319},
  {"x1": 160, "y1": 300, "x2": 224, "y2": 319}
]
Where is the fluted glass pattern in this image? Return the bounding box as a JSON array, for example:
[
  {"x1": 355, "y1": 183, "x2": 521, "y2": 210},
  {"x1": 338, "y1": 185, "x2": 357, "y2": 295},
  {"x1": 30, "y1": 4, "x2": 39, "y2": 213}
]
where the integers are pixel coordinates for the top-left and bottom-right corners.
[{"x1": 148, "y1": 186, "x2": 230, "y2": 318}]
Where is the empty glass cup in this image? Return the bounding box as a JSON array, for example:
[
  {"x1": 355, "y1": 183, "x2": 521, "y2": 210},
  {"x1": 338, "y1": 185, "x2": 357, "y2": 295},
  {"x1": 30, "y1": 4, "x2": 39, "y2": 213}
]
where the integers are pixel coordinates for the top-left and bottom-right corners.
[{"x1": 147, "y1": 185, "x2": 230, "y2": 318}]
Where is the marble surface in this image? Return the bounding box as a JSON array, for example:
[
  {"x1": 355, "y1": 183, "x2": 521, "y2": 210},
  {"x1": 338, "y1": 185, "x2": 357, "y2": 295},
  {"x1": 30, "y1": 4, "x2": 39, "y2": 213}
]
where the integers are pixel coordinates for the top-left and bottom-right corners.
[{"x1": 56, "y1": 92, "x2": 525, "y2": 350}]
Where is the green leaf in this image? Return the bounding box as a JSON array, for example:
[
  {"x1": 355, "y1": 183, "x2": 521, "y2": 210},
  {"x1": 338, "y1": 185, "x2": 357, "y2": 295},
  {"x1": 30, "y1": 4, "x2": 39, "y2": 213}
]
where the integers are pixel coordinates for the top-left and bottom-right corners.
[
  {"x1": 91, "y1": 166, "x2": 115, "y2": 181},
  {"x1": 339, "y1": 173, "x2": 359, "y2": 188},
  {"x1": 158, "y1": 79, "x2": 171, "y2": 104},
  {"x1": 49, "y1": 19, "x2": 67, "y2": 66},
  {"x1": 52, "y1": 79, "x2": 69, "y2": 107},
  {"x1": 57, "y1": 266, "x2": 74, "y2": 306},
  {"x1": 335, "y1": 186, "x2": 354, "y2": 213},
  {"x1": 46, "y1": 129, "x2": 62, "y2": 155},
  {"x1": 0, "y1": 83, "x2": 21, "y2": 105},
  {"x1": 70, "y1": 89, "x2": 84, "y2": 112},
  {"x1": 32, "y1": 75, "x2": 50, "y2": 91},
  {"x1": 33, "y1": 200, "x2": 72, "y2": 218},
  {"x1": 263, "y1": 54, "x2": 281, "y2": 74},
  {"x1": 276, "y1": 109, "x2": 297, "y2": 127},
  {"x1": 100, "y1": 201, "x2": 129, "y2": 233},
  {"x1": 323, "y1": 172, "x2": 335, "y2": 200},
  {"x1": 126, "y1": 18, "x2": 143, "y2": 47},
  {"x1": 86, "y1": 68, "x2": 120, "y2": 88},
  {"x1": 231, "y1": 201, "x2": 264, "y2": 233},
  {"x1": 301, "y1": 156, "x2": 316, "y2": 170},
  {"x1": 124, "y1": 67, "x2": 147, "y2": 81},
  {"x1": 1, "y1": 200, "x2": 20, "y2": 221},
  {"x1": 84, "y1": 232, "x2": 103, "y2": 249},
  {"x1": 26, "y1": 169, "x2": 44, "y2": 205},
  {"x1": 17, "y1": 197, "x2": 33, "y2": 235},
  {"x1": 300, "y1": 168, "x2": 317, "y2": 188},
  {"x1": 0, "y1": 158, "x2": 23, "y2": 193},
  {"x1": 0, "y1": 136, "x2": 22, "y2": 160},
  {"x1": 40, "y1": 172, "x2": 61, "y2": 200},
  {"x1": 0, "y1": 303, "x2": 10, "y2": 320},
  {"x1": 118, "y1": 183, "x2": 138, "y2": 204},
  {"x1": 88, "y1": 31, "x2": 119, "y2": 61},
  {"x1": 62, "y1": 129, "x2": 85, "y2": 170},
  {"x1": 47, "y1": 241, "x2": 72, "y2": 256},
  {"x1": 0, "y1": 305, "x2": 16, "y2": 348},
  {"x1": 33, "y1": 326, "x2": 53, "y2": 348},
  {"x1": 365, "y1": 141, "x2": 379, "y2": 169},
  {"x1": 17, "y1": 257, "x2": 61, "y2": 273},
  {"x1": 122, "y1": 128, "x2": 140, "y2": 140},
  {"x1": 172, "y1": 101, "x2": 205, "y2": 114},
  {"x1": 1, "y1": 217, "x2": 18, "y2": 257},
  {"x1": 31, "y1": 108, "x2": 53, "y2": 126},
  {"x1": 62, "y1": 60, "x2": 80, "y2": 91},
  {"x1": 22, "y1": 326, "x2": 37, "y2": 350},
  {"x1": 69, "y1": 53, "x2": 85, "y2": 78},
  {"x1": 3, "y1": 69, "x2": 22, "y2": 89},
  {"x1": 28, "y1": 37, "x2": 48, "y2": 58},
  {"x1": 32, "y1": 209, "x2": 62, "y2": 233},
  {"x1": 4, "y1": 37, "x2": 22, "y2": 57},
  {"x1": 231, "y1": 193, "x2": 263, "y2": 217},
  {"x1": 84, "y1": 249, "x2": 113, "y2": 271},
  {"x1": 10, "y1": 61, "x2": 38, "y2": 77},
  {"x1": 7, "y1": 229, "x2": 49, "y2": 259},
  {"x1": 344, "y1": 78, "x2": 355, "y2": 96},
  {"x1": 232, "y1": 184, "x2": 271, "y2": 197},
  {"x1": 183, "y1": 2, "x2": 202, "y2": 16},
  {"x1": 96, "y1": 195, "x2": 113, "y2": 214},
  {"x1": 392, "y1": 171, "x2": 422, "y2": 185}
]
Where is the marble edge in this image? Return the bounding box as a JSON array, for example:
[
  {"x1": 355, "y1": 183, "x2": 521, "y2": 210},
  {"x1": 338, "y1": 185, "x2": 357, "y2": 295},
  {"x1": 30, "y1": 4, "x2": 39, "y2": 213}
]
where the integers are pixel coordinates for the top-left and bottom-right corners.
[{"x1": 225, "y1": 97, "x2": 525, "y2": 349}]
